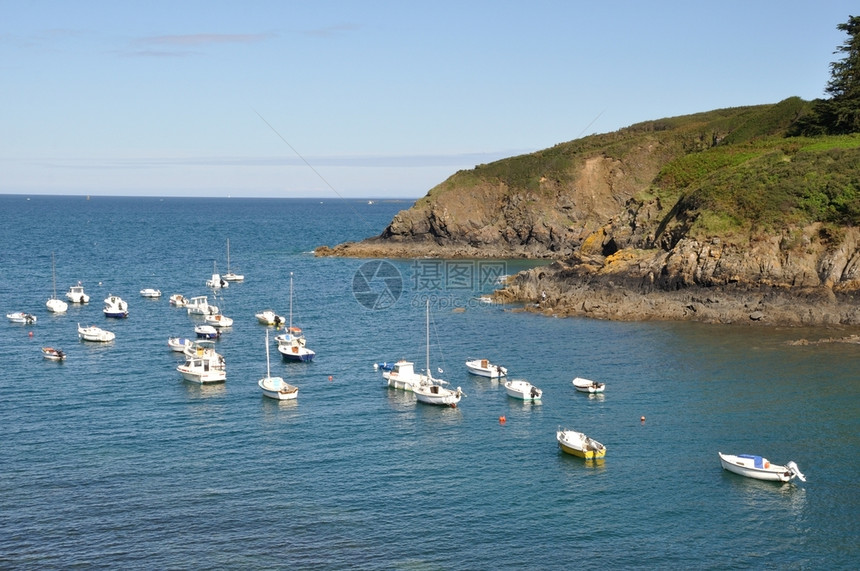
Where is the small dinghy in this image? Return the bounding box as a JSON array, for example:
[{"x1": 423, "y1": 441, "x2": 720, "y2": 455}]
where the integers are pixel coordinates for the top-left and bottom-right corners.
[
  {"x1": 572, "y1": 377, "x2": 605, "y2": 393},
  {"x1": 42, "y1": 347, "x2": 66, "y2": 361}
]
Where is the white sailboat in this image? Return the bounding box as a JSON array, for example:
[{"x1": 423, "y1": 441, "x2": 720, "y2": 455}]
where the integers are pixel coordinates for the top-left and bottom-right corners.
[
  {"x1": 46, "y1": 252, "x2": 68, "y2": 314},
  {"x1": 276, "y1": 273, "x2": 315, "y2": 362},
  {"x1": 223, "y1": 238, "x2": 244, "y2": 282},
  {"x1": 259, "y1": 329, "x2": 298, "y2": 400},
  {"x1": 413, "y1": 300, "x2": 464, "y2": 407}
]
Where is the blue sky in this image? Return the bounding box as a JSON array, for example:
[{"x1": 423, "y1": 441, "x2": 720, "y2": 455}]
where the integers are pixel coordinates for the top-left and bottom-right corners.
[{"x1": 1, "y1": 1, "x2": 855, "y2": 198}]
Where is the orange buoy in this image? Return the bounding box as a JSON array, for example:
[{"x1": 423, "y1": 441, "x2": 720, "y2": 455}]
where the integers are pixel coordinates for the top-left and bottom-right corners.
[
  {"x1": 28, "y1": 331, "x2": 34, "y2": 337},
  {"x1": 499, "y1": 415, "x2": 506, "y2": 424}
]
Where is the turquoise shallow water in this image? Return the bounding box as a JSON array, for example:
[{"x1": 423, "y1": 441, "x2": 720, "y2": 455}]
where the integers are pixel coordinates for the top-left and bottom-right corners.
[{"x1": 1, "y1": 195, "x2": 858, "y2": 569}]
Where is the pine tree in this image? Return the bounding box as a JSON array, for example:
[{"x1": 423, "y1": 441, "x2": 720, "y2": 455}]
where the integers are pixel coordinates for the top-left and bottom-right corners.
[
  {"x1": 824, "y1": 15, "x2": 860, "y2": 133},
  {"x1": 791, "y1": 15, "x2": 860, "y2": 135}
]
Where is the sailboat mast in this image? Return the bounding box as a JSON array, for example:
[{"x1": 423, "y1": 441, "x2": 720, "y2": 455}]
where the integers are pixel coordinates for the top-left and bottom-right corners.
[
  {"x1": 51, "y1": 252, "x2": 57, "y2": 297},
  {"x1": 289, "y1": 272, "x2": 294, "y2": 331},
  {"x1": 226, "y1": 238, "x2": 231, "y2": 272},
  {"x1": 265, "y1": 329, "x2": 271, "y2": 377},
  {"x1": 425, "y1": 299, "x2": 431, "y2": 380}
]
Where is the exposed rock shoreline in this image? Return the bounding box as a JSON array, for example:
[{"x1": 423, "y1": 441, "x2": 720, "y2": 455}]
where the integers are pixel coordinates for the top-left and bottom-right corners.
[
  {"x1": 317, "y1": 240, "x2": 860, "y2": 327},
  {"x1": 316, "y1": 103, "x2": 860, "y2": 329}
]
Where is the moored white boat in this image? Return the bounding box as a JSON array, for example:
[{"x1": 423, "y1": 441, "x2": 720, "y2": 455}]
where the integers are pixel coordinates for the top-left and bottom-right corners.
[
  {"x1": 466, "y1": 358, "x2": 507, "y2": 378},
  {"x1": 195, "y1": 324, "x2": 220, "y2": 339},
  {"x1": 7, "y1": 312, "x2": 37, "y2": 324},
  {"x1": 167, "y1": 337, "x2": 195, "y2": 352},
  {"x1": 718, "y1": 452, "x2": 806, "y2": 483},
  {"x1": 255, "y1": 309, "x2": 285, "y2": 327},
  {"x1": 46, "y1": 252, "x2": 68, "y2": 314},
  {"x1": 78, "y1": 323, "x2": 115, "y2": 342},
  {"x1": 103, "y1": 295, "x2": 129, "y2": 318},
  {"x1": 223, "y1": 238, "x2": 244, "y2": 282},
  {"x1": 66, "y1": 284, "x2": 90, "y2": 303},
  {"x1": 411, "y1": 300, "x2": 463, "y2": 407},
  {"x1": 46, "y1": 297, "x2": 68, "y2": 313},
  {"x1": 140, "y1": 288, "x2": 162, "y2": 298},
  {"x1": 573, "y1": 377, "x2": 605, "y2": 393},
  {"x1": 177, "y1": 352, "x2": 226, "y2": 383},
  {"x1": 259, "y1": 330, "x2": 298, "y2": 400},
  {"x1": 557, "y1": 428, "x2": 606, "y2": 459},
  {"x1": 169, "y1": 294, "x2": 188, "y2": 307},
  {"x1": 382, "y1": 359, "x2": 433, "y2": 391},
  {"x1": 414, "y1": 382, "x2": 464, "y2": 406},
  {"x1": 186, "y1": 295, "x2": 219, "y2": 315},
  {"x1": 41, "y1": 347, "x2": 66, "y2": 361},
  {"x1": 276, "y1": 273, "x2": 315, "y2": 362},
  {"x1": 204, "y1": 313, "x2": 233, "y2": 328},
  {"x1": 206, "y1": 261, "x2": 228, "y2": 289},
  {"x1": 182, "y1": 340, "x2": 224, "y2": 369},
  {"x1": 504, "y1": 379, "x2": 542, "y2": 401}
]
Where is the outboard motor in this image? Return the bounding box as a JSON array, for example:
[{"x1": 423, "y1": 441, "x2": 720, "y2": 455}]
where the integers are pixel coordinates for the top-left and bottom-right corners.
[{"x1": 786, "y1": 461, "x2": 806, "y2": 482}]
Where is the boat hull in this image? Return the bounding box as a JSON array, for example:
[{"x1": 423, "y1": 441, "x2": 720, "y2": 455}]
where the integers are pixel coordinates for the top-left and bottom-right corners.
[
  {"x1": 414, "y1": 384, "x2": 463, "y2": 406},
  {"x1": 718, "y1": 452, "x2": 793, "y2": 482},
  {"x1": 258, "y1": 377, "x2": 298, "y2": 400},
  {"x1": 465, "y1": 359, "x2": 507, "y2": 378},
  {"x1": 557, "y1": 430, "x2": 606, "y2": 459},
  {"x1": 46, "y1": 299, "x2": 68, "y2": 313},
  {"x1": 205, "y1": 315, "x2": 233, "y2": 328},
  {"x1": 42, "y1": 348, "x2": 66, "y2": 361},
  {"x1": 504, "y1": 380, "x2": 542, "y2": 401},
  {"x1": 78, "y1": 326, "x2": 115, "y2": 342},
  {"x1": 7, "y1": 312, "x2": 37, "y2": 324},
  {"x1": 167, "y1": 337, "x2": 194, "y2": 352},
  {"x1": 573, "y1": 377, "x2": 605, "y2": 393},
  {"x1": 278, "y1": 346, "x2": 315, "y2": 362},
  {"x1": 178, "y1": 369, "x2": 226, "y2": 383}
]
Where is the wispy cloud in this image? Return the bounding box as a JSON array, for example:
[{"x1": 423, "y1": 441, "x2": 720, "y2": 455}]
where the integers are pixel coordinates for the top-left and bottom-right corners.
[
  {"x1": 302, "y1": 23, "x2": 360, "y2": 38},
  {"x1": 138, "y1": 32, "x2": 276, "y2": 46},
  {"x1": 123, "y1": 32, "x2": 275, "y2": 57}
]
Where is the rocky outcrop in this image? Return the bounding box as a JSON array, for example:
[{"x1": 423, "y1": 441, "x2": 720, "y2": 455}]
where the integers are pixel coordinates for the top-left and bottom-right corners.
[{"x1": 316, "y1": 102, "x2": 860, "y2": 327}]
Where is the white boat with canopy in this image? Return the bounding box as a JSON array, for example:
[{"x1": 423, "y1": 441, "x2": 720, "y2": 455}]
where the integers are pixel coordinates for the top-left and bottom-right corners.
[
  {"x1": 186, "y1": 295, "x2": 219, "y2": 316},
  {"x1": 66, "y1": 283, "x2": 90, "y2": 304}
]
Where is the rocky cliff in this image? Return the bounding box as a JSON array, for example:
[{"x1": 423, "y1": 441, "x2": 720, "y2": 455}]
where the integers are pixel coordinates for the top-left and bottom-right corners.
[{"x1": 317, "y1": 99, "x2": 860, "y2": 326}]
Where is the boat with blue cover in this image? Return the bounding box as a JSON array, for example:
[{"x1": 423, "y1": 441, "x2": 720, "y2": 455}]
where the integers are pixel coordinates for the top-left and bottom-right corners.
[{"x1": 718, "y1": 452, "x2": 805, "y2": 483}]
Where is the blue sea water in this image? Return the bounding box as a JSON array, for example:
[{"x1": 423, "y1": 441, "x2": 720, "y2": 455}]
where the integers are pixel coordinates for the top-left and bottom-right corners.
[{"x1": 0, "y1": 195, "x2": 858, "y2": 569}]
